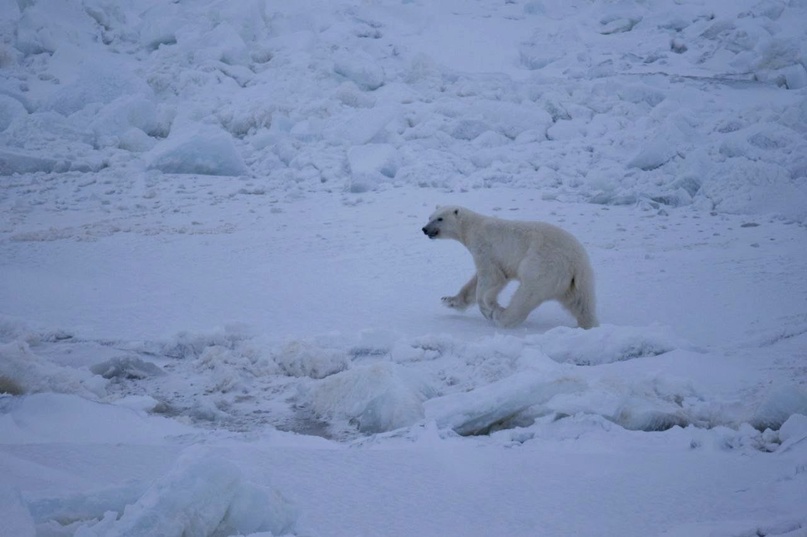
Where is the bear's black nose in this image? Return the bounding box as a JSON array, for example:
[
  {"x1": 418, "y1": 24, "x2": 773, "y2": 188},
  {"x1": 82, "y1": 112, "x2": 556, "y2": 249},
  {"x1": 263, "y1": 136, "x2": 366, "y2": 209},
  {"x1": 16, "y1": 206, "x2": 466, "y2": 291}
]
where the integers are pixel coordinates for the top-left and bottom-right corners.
[{"x1": 421, "y1": 227, "x2": 428, "y2": 234}]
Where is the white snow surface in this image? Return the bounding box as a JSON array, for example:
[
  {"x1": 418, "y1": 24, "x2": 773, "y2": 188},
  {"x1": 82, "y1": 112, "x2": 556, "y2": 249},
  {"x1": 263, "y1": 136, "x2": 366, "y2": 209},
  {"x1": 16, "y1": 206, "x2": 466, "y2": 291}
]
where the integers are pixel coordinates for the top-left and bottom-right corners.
[{"x1": 1, "y1": 0, "x2": 807, "y2": 536}]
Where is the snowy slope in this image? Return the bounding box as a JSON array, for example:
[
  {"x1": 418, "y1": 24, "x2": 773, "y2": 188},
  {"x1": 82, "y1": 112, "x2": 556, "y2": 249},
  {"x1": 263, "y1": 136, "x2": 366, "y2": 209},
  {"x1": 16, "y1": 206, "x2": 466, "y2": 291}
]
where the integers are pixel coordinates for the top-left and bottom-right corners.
[{"x1": 1, "y1": 1, "x2": 807, "y2": 536}]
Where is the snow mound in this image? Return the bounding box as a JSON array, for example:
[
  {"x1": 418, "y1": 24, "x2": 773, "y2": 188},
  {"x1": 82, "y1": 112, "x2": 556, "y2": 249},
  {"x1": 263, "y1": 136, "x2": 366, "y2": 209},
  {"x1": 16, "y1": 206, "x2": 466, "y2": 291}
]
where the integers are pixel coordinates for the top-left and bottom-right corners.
[
  {"x1": 443, "y1": 100, "x2": 553, "y2": 141},
  {"x1": 347, "y1": 143, "x2": 399, "y2": 192},
  {"x1": 28, "y1": 481, "x2": 148, "y2": 531},
  {"x1": 778, "y1": 413, "x2": 807, "y2": 453},
  {"x1": 626, "y1": 117, "x2": 689, "y2": 171},
  {"x1": 0, "y1": 149, "x2": 62, "y2": 175},
  {"x1": 0, "y1": 341, "x2": 104, "y2": 397},
  {"x1": 12, "y1": 0, "x2": 97, "y2": 55},
  {"x1": 158, "y1": 327, "x2": 254, "y2": 360},
  {"x1": 272, "y1": 340, "x2": 349, "y2": 379},
  {"x1": 90, "y1": 356, "x2": 165, "y2": 380},
  {"x1": 73, "y1": 447, "x2": 297, "y2": 537},
  {"x1": 527, "y1": 324, "x2": 682, "y2": 365},
  {"x1": 89, "y1": 95, "x2": 159, "y2": 146},
  {"x1": 44, "y1": 62, "x2": 153, "y2": 117},
  {"x1": 425, "y1": 370, "x2": 585, "y2": 436},
  {"x1": 0, "y1": 95, "x2": 27, "y2": 132},
  {"x1": 611, "y1": 394, "x2": 689, "y2": 432},
  {"x1": 333, "y1": 49, "x2": 386, "y2": 91},
  {"x1": 750, "y1": 385, "x2": 807, "y2": 431},
  {"x1": 307, "y1": 361, "x2": 432, "y2": 435},
  {"x1": 148, "y1": 127, "x2": 247, "y2": 176},
  {"x1": 696, "y1": 158, "x2": 807, "y2": 223},
  {"x1": 543, "y1": 372, "x2": 704, "y2": 432}
]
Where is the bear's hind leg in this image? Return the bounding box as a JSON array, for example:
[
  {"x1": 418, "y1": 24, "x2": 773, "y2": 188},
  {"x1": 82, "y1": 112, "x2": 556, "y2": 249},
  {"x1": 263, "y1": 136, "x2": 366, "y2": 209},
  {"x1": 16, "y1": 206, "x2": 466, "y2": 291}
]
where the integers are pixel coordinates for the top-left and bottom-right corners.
[
  {"x1": 560, "y1": 281, "x2": 599, "y2": 329},
  {"x1": 442, "y1": 273, "x2": 477, "y2": 310},
  {"x1": 492, "y1": 282, "x2": 552, "y2": 328}
]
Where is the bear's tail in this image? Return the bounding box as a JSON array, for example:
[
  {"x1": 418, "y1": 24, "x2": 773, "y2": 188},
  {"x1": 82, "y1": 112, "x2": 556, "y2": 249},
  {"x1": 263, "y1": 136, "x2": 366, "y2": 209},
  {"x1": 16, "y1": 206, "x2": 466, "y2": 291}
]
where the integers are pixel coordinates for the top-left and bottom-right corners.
[{"x1": 563, "y1": 261, "x2": 599, "y2": 330}]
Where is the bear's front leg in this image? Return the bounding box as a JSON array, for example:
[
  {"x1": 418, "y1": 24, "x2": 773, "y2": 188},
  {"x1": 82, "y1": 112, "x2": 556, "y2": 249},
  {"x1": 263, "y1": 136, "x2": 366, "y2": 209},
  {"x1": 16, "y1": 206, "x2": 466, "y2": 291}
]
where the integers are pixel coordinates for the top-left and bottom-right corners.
[{"x1": 442, "y1": 273, "x2": 477, "y2": 311}]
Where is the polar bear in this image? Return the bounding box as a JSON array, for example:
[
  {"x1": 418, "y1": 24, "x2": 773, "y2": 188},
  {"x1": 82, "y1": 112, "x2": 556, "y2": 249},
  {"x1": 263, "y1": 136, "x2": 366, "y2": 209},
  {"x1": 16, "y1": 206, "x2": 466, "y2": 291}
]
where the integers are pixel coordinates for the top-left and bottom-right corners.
[{"x1": 422, "y1": 206, "x2": 598, "y2": 329}]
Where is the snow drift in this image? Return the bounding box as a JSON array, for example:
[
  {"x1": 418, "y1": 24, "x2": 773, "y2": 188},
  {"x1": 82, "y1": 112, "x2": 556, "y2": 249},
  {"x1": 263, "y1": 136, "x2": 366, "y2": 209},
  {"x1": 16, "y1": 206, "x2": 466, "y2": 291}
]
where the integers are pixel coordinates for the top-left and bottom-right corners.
[
  {"x1": 72, "y1": 448, "x2": 296, "y2": 537},
  {"x1": 1, "y1": 0, "x2": 805, "y2": 219}
]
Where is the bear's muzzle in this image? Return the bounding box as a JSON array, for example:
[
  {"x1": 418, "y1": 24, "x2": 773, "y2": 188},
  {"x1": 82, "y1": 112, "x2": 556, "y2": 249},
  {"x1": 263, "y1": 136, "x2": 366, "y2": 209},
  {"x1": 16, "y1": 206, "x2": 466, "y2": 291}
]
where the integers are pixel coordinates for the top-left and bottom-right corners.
[{"x1": 422, "y1": 225, "x2": 439, "y2": 239}]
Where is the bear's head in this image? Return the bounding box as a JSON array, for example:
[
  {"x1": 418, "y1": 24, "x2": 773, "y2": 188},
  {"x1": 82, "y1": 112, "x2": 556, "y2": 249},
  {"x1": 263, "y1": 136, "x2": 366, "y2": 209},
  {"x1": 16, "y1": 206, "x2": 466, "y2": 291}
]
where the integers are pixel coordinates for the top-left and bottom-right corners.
[{"x1": 422, "y1": 206, "x2": 462, "y2": 240}]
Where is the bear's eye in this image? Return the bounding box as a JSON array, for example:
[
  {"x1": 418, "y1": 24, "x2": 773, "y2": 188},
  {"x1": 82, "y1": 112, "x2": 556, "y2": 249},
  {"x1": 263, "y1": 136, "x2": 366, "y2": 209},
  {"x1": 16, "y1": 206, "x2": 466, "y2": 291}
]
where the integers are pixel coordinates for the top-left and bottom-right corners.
[{"x1": 437, "y1": 217, "x2": 443, "y2": 222}]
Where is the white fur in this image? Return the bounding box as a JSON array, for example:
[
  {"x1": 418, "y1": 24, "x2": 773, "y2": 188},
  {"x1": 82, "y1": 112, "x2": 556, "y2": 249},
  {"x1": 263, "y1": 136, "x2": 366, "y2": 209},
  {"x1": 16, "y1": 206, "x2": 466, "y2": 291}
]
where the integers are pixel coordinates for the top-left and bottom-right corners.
[{"x1": 422, "y1": 206, "x2": 598, "y2": 329}]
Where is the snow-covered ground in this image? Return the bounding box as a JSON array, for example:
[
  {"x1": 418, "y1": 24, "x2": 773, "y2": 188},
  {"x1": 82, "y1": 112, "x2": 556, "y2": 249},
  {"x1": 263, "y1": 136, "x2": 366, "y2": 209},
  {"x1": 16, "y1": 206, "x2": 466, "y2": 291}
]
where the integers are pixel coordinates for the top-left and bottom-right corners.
[{"x1": 2, "y1": 1, "x2": 807, "y2": 536}]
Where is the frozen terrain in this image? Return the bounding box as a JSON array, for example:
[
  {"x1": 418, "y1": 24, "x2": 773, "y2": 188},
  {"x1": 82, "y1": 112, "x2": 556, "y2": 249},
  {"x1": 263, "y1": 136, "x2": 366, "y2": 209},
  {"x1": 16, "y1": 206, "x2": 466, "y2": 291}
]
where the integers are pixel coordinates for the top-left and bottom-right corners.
[{"x1": 1, "y1": 0, "x2": 807, "y2": 536}]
